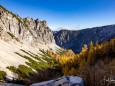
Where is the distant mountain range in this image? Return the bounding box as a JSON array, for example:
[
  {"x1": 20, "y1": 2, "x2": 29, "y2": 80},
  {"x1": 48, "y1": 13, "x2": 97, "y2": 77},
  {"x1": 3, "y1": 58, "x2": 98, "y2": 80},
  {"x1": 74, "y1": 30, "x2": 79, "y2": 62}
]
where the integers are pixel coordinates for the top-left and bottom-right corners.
[{"x1": 53, "y1": 25, "x2": 115, "y2": 53}]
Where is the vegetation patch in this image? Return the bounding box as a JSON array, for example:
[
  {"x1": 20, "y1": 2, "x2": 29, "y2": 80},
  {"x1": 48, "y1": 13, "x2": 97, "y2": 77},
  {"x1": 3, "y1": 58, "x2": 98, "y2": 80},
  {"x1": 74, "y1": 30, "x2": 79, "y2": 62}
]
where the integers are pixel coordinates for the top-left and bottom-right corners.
[
  {"x1": 0, "y1": 71, "x2": 6, "y2": 80},
  {"x1": 7, "y1": 32, "x2": 20, "y2": 42},
  {"x1": 7, "y1": 65, "x2": 33, "y2": 79},
  {"x1": 15, "y1": 52, "x2": 40, "y2": 70},
  {"x1": 7, "y1": 66, "x2": 17, "y2": 74},
  {"x1": 6, "y1": 49, "x2": 61, "y2": 85},
  {"x1": 7, "y1": 32, "x2": 15, "y2": 38},
  {"x1": 14, "y1": 49, "x2": 59, "y2": 74}
]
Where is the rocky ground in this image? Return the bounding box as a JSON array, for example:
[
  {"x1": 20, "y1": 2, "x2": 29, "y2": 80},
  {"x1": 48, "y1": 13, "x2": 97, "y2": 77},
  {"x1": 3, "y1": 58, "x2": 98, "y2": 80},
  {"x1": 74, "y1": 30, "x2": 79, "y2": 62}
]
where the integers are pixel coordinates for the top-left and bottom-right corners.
[
  {"x1": 31, "y1": 76, "x2": 84, "y2": 86},
  {"x1": 0, "y1": 83, "x2": 24, "y2": 86}
]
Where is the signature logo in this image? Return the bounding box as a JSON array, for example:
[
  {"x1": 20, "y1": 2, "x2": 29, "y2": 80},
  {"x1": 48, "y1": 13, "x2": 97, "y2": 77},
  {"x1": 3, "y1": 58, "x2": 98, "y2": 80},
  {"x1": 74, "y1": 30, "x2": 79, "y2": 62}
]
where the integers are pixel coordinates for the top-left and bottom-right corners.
[{"x1": 100, "y1": 75, "x2": 115, "y2": 85}]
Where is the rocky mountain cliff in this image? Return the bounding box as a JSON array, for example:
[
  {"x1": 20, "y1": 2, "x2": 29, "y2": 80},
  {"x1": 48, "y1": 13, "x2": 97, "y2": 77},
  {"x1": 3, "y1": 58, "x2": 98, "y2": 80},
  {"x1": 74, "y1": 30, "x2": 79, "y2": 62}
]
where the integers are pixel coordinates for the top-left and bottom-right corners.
[
  {"x1": 53, "y1": 29, "x2": 79, "y2": 48},
  {"x1": 53, "y1": 25, "x2": 115, "y2": 53},
  {"x1": 0, "y1": 5, "x2": 55, "y2": 45},
  {"x1": 0, "y1": 5, "x2": 58, "y2": 77}
]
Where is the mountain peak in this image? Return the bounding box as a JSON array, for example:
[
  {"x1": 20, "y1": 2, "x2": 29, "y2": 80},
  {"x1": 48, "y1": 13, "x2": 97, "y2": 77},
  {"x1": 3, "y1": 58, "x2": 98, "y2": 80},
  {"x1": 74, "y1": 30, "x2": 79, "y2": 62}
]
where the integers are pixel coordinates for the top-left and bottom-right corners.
[{"x1": 0, "y1": 5, "x2": 55, "y2": 45}]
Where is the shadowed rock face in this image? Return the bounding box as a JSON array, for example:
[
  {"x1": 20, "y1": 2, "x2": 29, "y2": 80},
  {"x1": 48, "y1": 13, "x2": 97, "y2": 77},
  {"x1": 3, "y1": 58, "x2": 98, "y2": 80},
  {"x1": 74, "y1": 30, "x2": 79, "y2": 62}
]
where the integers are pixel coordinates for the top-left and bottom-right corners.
[
  {"x1": 0, "y1": 5, "x2": 55, "y2": 45},
  {"x1": 53, "y1": 30, "x2": 79, "y2": 48},
  {"x1": 53, "y1": 25, "x2": 115, "y2": 53}
]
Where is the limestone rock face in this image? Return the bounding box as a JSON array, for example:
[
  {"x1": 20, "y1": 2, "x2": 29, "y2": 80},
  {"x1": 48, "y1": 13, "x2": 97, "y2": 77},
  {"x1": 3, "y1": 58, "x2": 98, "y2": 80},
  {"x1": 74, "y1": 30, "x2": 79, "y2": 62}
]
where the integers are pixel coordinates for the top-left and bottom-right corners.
[
  {"x1": 0, "y1": 5, "x2": 55, "y2": 45},
  {"x1": 31, "y1": 76, "x2": 84, "y2": 86},
  {"x1": 0, "y1": 5, "x2": 58, "y2": 77},
  {"x1": 53, "y1": 29, "x2": 79, "y2": 47}
]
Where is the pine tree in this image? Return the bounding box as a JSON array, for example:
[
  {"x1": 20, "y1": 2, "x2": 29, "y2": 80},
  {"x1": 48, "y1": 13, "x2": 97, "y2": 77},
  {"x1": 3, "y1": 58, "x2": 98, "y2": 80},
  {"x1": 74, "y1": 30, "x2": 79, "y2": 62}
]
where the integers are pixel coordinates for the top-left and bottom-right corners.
[
  {"x1": 68, "y1": 67, "x2": 77, "y2": 75},
  {"x1": 79, "y1": 45, "x2": 88, "y2": 67},
  {"x1": 62, "y1": 66, "x2": 70, "y2": 75},
  {"x1": 87, "y1": 41, "x2": 95, "y2": 65}
]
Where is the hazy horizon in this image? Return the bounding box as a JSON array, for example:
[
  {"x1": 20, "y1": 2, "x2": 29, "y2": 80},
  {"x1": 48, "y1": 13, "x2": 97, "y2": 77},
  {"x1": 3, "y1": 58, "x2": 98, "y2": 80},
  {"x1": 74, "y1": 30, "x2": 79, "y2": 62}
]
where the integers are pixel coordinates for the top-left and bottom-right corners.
[{"x1": 0, "y1": 0, "x2": 115, "y2": 31}]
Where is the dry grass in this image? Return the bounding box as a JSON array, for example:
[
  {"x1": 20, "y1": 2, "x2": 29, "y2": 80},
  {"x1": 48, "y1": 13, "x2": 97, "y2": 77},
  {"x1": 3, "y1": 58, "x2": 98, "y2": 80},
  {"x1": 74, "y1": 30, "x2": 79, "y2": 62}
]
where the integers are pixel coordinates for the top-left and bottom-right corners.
[
  {"x1": 24, "y1": 68, "x2": 62, "y2": 85},
  {"x1": 77, "y1": 58, "x2": 115, "y2": 86}
]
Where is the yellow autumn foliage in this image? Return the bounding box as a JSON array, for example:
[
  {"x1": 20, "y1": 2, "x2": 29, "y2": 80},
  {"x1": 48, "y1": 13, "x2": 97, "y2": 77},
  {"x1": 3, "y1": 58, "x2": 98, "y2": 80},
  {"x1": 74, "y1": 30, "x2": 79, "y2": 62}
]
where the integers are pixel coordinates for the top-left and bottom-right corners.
[
  {"x1": 47, "y1": 39, "x2": 115, "y2": 76},
  {"x1": 68, "y1": 67, "x2": 77, "y2": 75}
]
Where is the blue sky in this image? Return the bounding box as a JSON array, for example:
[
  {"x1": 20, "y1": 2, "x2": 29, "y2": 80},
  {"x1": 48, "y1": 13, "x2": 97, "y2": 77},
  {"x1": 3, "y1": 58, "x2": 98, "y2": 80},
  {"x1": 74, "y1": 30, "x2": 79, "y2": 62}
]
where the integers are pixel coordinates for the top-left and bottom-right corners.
[{"x1": 0, "y1": 0, "x2": 115, "y2": 30}]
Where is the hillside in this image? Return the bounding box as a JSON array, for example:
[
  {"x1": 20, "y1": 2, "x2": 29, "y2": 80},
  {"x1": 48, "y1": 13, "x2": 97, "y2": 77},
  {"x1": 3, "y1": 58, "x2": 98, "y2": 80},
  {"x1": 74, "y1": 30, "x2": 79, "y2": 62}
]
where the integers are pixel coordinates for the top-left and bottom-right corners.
[
  {"x1": 0, "y1": 5, "x2": 58, "y2": 77},
  {"x1": 53, "y1": 25, "x2": 115, "y2": 53}
]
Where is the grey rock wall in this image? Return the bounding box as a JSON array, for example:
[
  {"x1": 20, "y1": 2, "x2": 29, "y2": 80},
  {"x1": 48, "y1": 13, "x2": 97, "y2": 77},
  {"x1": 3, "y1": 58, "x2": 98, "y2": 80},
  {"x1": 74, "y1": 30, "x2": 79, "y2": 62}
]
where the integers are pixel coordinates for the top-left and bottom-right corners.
[{"x1": 0, "y1": 5, "x2": 55, "y2": 45}]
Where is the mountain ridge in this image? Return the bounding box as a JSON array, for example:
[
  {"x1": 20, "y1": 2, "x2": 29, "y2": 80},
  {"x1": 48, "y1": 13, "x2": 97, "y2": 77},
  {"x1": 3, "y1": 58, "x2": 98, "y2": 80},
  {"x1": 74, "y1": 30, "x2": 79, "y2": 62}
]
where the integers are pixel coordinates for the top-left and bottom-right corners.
[
  {"x1": 0, "y1": 5, "x2": 55, "y2": 45},
  {"x1": 0, "y1": 5, "x2": 58, "y2": 77},
  {"x1": 53, "y1": 24, "x2": 115, "y2": 53}
]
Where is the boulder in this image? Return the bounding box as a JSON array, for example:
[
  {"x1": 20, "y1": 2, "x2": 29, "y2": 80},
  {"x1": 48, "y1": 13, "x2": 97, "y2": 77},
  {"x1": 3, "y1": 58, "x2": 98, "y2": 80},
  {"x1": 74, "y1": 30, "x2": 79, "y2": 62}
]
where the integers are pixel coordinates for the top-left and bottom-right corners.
[{"x1": 31, "y1": 76, "x2": 84, "y2": 86}]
